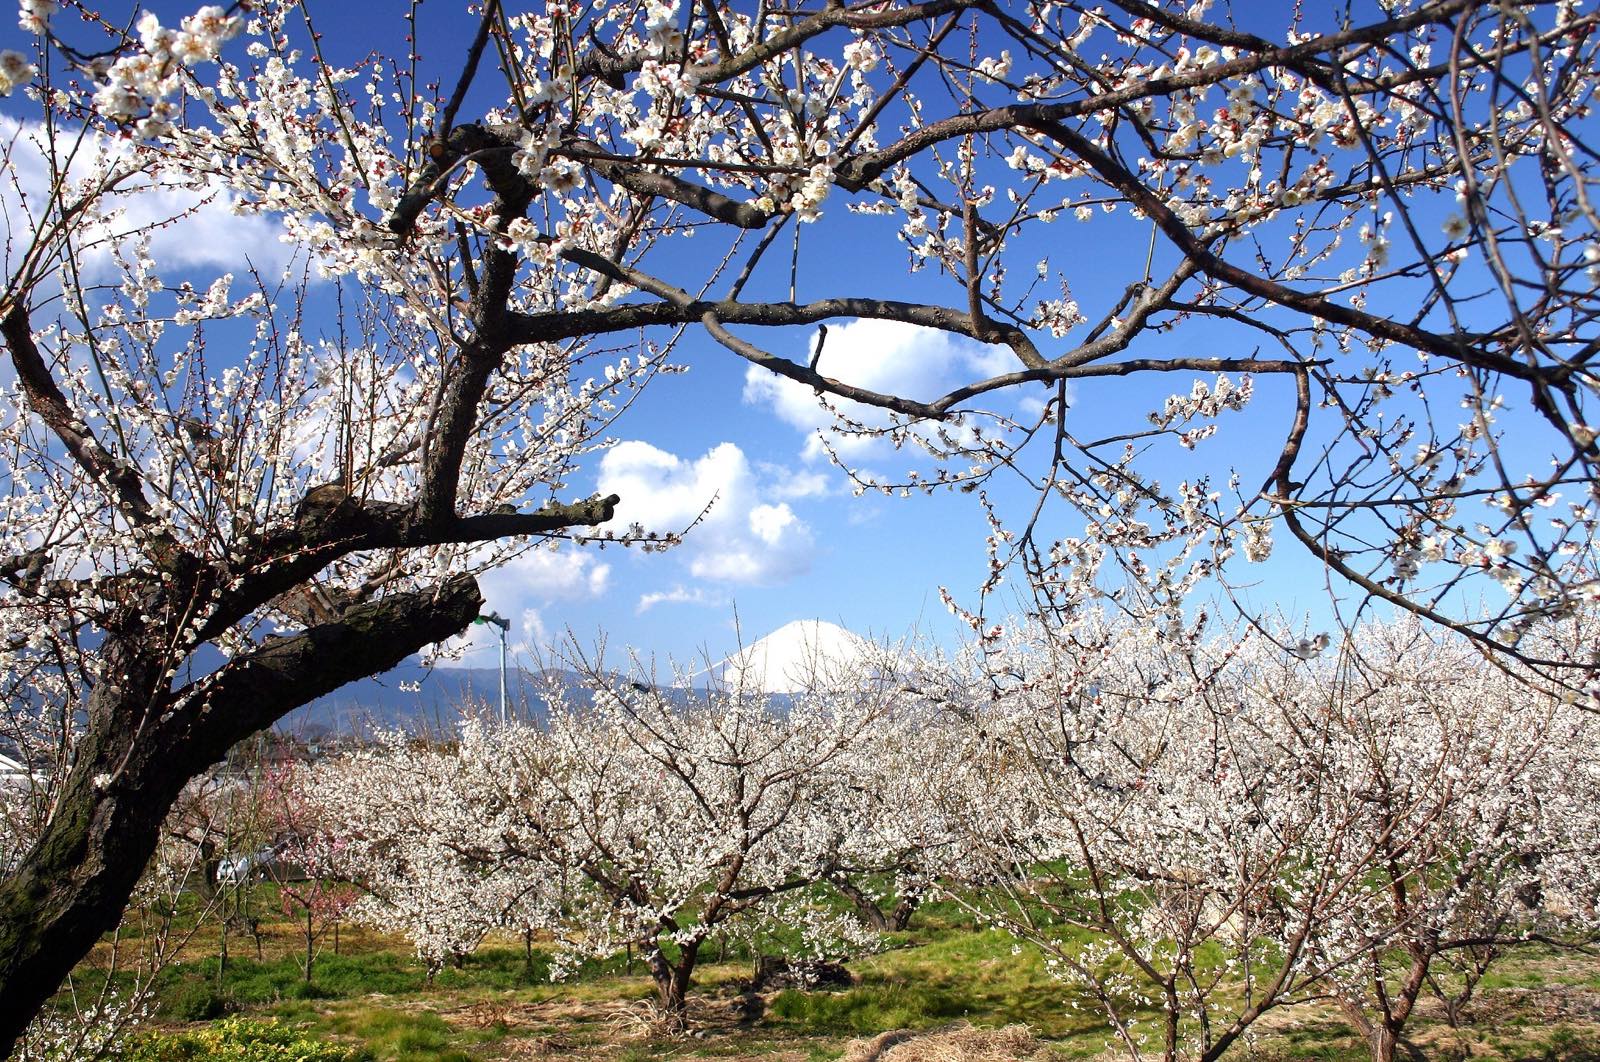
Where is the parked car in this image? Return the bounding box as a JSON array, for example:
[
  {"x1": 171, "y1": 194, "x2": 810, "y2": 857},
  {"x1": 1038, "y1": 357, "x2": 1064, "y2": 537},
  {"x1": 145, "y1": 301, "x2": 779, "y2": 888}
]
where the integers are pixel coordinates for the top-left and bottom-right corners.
[{"x1": 216, "y1": 840, "x2": 307, "y2": 884}]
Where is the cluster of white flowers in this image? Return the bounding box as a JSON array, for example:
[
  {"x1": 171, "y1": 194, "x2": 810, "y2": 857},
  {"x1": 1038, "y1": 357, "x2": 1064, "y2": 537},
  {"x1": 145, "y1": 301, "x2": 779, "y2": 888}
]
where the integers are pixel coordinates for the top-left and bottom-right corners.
[
  {"x1": 12, "y1": 992, "x2": 146, "y2": 1062},
  {"x1": 17, "y1": 0, "x2": 53, "y2": 33},
  {"x1": 88, "y1": 5, "x2": 241, "y2": 133},
  {"x1": 1148, "y1": 374, "x2": 1253, "y2": 433},
  {"x1": 789, "y1": 162, "x2": 833, "y2": 222},
  {"x1": 842, "y1": 38, "x2": 880, "y2": 73},
  {"x1": 974, "y1": 50, "x2": 1012, "y2": 83},
  {"x1": 1033, "y1": 295, "x2": 1085, "y2": 337},
  {"x1": 1241, "y1": 518, "x2": 1273, "y2": 562},
  {"x1": 0, "y1": 48, "x2": 34, "y2": 95},
  {"x1": 641, "y1": 0, "x2": 681, "y2": 51}
]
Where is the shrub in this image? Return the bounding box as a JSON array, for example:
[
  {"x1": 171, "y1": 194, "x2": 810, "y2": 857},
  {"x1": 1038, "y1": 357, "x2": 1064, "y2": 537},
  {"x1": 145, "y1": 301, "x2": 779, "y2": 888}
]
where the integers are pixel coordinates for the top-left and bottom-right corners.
[{"x1": 157, "y1": 978, "x2": 232, "y2": 1021}]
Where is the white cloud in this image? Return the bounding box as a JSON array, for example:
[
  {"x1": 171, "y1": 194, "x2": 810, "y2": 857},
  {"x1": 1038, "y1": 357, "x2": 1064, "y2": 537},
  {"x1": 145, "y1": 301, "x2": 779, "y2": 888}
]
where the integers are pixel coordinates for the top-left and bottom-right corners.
[
  {"x1": 1017, "y1": 392, "x2": 1045, "y2": 421},
  {"x1": 748, "y1": 502, "x2": 797, "y2": 544},
  {"x1": 1, "y1": 116, "x2": 299, "y2": 287},
  {"x1": 599, "y1": 440, "x2": 816, "y2": 586},
  {"x1": 481, "y1": 543, "x2": 611, "y2": 603},
  {"x1": 437, "y1": 544, "x2": 610, "y2": 667},
  {"x1": 742, "y1": 319, "x2": 1016, "y2": 461},
  {"x1": 636, "y1": 585, "x2": 724, "y2": 614},
  {"x1": 758, "y1": 462, "x2": 835, "y2": 500}
]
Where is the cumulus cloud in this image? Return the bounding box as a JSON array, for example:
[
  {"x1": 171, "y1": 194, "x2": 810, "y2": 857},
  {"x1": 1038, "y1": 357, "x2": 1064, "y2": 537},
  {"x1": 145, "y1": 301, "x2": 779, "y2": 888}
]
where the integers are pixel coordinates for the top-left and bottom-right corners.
[
  {"x1": 1, "y1": 116, "x2": 299, "y2": 286},
  {"x1": 636, "y1": 585, "x2": 725, "y2": 614},
  {"x1": 741, "y1": 319, "x2": 1019, "y2": 460},
  {"x1": 437, "y1": 545, "x2": 610, "y2": 667},
  {"x1": 758, "y1": 462, "x2": 834, "y2": 500},
  {"x1": 599, "y1": 440, "x2": 816, "y2": 586},
  {"x1": 482, "y1": 544, "x2": 611, "y2": 602}
]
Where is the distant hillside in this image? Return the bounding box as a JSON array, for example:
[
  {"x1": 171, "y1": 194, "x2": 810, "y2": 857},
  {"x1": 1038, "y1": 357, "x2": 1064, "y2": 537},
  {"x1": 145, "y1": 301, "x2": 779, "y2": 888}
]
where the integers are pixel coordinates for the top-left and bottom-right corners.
[
  {"x1": 277, "y1": 665, "x2": 578, "y2": 738},
  {"x1": 281, "y1": 619, "x2": 883, "y2": 737}
]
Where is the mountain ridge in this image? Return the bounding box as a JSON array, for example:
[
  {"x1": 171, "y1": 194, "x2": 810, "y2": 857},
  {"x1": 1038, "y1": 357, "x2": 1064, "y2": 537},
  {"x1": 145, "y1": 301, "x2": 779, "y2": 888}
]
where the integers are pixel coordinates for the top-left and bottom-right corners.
[{"x1": 282, "y1": 618, "x2": 882, "y2": 735}]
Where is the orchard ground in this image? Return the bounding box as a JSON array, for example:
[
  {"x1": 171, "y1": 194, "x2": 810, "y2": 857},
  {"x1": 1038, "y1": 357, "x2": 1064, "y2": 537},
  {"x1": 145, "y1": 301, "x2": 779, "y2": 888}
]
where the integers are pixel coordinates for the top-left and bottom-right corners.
[{"x1": 72, "y1": 886, "x2": 1600, "y2": 1062}]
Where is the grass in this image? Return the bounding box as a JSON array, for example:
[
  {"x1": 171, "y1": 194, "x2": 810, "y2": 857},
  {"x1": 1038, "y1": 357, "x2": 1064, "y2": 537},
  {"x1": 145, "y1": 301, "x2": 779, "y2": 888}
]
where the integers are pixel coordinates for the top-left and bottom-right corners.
[
  {"x1": 53, "y1": 884, "x2": 1600, "y2": 1061},
  {"x1": 322, "y1": 1009, "x2": 484, "y2": 1062},
  {"x1": 768, "y1": 981, "x2": 969, "y2": 1035}
]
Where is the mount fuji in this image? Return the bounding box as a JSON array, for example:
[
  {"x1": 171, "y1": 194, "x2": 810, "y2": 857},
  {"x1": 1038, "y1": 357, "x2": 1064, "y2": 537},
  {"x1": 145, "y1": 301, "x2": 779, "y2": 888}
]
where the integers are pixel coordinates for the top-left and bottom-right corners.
[{"x1": 713, "y1": 619, "x2": 887, "y2": 695}]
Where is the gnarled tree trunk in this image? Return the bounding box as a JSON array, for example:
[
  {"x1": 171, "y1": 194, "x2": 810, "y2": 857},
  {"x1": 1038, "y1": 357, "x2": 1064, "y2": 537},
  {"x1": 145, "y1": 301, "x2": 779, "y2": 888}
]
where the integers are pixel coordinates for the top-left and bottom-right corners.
[
  {"x1": 828, "y1": 874, "x2": 922, "y2": 932},
  {"x1": 0, "y1": 577, "x2": 482, "y2": 1055}
]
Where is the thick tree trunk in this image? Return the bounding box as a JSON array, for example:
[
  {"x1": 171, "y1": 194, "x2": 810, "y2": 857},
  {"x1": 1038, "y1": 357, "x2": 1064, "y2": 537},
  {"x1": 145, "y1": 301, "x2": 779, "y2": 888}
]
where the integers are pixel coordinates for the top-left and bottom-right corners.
[
  {"x1": 832, "y1": 877, "x2": 891, "y2": 931},
  {"x1": 647, "y1": 939, "x2": 701, "y2": 1027},
  {"x1": 1337, "y1": 996, "x2": 1408, "y2": 1062},
  {"x1": 1368, "y1": 1025, "x2": 1400, "y2": 1062},
  {"x1": 885, "y1": 892, "x2": 921, "y2": 932},
  {"x1": 0, "y1": 577, "x2": 482, "y2": 1056},
  {"x1": 0, "y1": 643, "x2": 187, "y2": 1053}
]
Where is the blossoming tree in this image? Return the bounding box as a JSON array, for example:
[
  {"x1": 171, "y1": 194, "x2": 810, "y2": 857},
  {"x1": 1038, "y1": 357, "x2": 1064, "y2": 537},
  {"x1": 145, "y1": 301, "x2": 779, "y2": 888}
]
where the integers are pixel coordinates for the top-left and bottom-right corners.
[
  {"x1": 298, "y1": 648, "x2": 902, "y2": 1023},
  {"x1": 942, "y1": 619, "x2": 1343, "y2": 1061},
  {"x1": 1294, "y1": 621, "x2": 1600, "y2": 1062},
  {"x1": 3, "y1": 0, "x2": 1598, "y2": 1047},
  {"x1": 299, "y1": 729, "x2": 539, "y2": 978},
  {"x1": 500, "y1": 652, "x2": 898, "y2": 1021},
  {"x1": 943, "y1": 615, "x2": 1600, "y2": 1062}
]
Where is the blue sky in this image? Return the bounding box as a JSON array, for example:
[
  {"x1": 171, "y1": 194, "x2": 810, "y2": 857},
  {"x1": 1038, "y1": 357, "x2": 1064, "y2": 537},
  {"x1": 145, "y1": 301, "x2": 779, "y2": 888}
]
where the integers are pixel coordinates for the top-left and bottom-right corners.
[{"x1": 4, "y1": 0, "x2": 1534, "y2": 672}]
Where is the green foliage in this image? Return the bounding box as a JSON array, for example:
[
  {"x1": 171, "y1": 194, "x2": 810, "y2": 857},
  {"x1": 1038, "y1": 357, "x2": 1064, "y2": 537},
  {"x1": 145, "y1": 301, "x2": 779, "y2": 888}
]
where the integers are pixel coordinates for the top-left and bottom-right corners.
[
  {"x1": 157, "y1": 950, "x2": 468, "y2": 1007},
  {"x1": 158, "y1": 977, "x2": 234, "y2": 1021},
  {"x1": 80, "y1": 892, "x2": 1600, "y2": 1062},
  {"x1": 119, "y1": 1017, "x2": 368, "y2": 1061},
  {"x1": 1529, "y1": 1026, "x2": 1600, "y2": 1060},
  {"x1": 430, "y1": 946, "x2": 553, "y2": 989}
]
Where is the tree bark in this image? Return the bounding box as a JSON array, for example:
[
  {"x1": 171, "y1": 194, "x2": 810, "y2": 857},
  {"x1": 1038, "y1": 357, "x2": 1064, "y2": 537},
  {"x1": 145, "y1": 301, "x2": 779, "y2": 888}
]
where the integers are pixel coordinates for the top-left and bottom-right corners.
[
  {"x1": 1368, "y1": 1025, "x2": 1400, "y2": 1062},
  {"x1": 304, "y1": 906, "x2": 315, "y2": 983},
  {"x1": 0, "y1": 576, "x2": 482, "y2": 1055},
  {"x1": 1338, "y1": 995, "x2": 1407, "y2": 1062},
  {"x1": 830, "y1": 876, "x2": 892, "y2": 931},
  {"x1": 829, "y1": 874, "x2": 921, "y2": 932},
  {"x1": 885, "y1": 893, "x2": 920, "y2": 932},
  {"x1": 647, "y1": 939, "x2": 701, "y2": 1026}
]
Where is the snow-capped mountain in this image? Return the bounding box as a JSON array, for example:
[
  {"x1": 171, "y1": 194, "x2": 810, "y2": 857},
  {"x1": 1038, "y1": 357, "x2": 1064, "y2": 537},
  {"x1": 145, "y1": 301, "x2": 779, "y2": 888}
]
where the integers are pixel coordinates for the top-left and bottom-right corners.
[{"x1": 714, "y1": 619, "x2": 881, "y2": 695}]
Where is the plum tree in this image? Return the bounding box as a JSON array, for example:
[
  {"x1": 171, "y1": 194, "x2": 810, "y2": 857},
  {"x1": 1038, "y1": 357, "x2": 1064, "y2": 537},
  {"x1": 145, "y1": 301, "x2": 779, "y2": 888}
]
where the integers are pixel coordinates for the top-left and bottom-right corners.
[{"x1": 3, "y1": 0, "x2": 1597, "y2": 1047}]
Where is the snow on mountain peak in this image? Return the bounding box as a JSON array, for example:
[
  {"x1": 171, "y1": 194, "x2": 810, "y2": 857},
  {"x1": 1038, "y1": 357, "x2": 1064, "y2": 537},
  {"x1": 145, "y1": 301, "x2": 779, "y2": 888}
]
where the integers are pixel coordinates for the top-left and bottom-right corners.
[{"x1": 717, "y1": 619, "x2": 877, "y2": 695}]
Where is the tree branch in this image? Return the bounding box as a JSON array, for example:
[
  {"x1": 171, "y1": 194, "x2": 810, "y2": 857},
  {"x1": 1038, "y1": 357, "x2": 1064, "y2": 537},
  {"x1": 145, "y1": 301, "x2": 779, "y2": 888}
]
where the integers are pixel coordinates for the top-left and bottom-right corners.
[
  {"x1": 1027, "y1": 118, "x2": 1555, "y2": 388},
  {"x1": 2, "y1": 306, "x2": 153, "y2": 525},
  {"x1": 171, "y1": 574, "x2": 485, "y2": 758}
]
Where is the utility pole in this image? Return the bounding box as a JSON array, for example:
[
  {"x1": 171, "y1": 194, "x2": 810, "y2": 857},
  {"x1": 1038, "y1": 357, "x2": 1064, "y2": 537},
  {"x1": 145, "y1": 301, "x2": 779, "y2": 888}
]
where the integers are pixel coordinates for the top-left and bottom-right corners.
[{"x1": 473, "y1": 611, "x2": 511, "y2": 724}]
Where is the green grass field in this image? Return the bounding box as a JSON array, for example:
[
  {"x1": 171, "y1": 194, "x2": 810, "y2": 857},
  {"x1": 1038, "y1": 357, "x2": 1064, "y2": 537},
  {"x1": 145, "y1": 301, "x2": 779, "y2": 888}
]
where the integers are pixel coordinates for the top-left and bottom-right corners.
[{"x1": 55, "y1": 895, "x2": 1600, "y2": 1061}]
